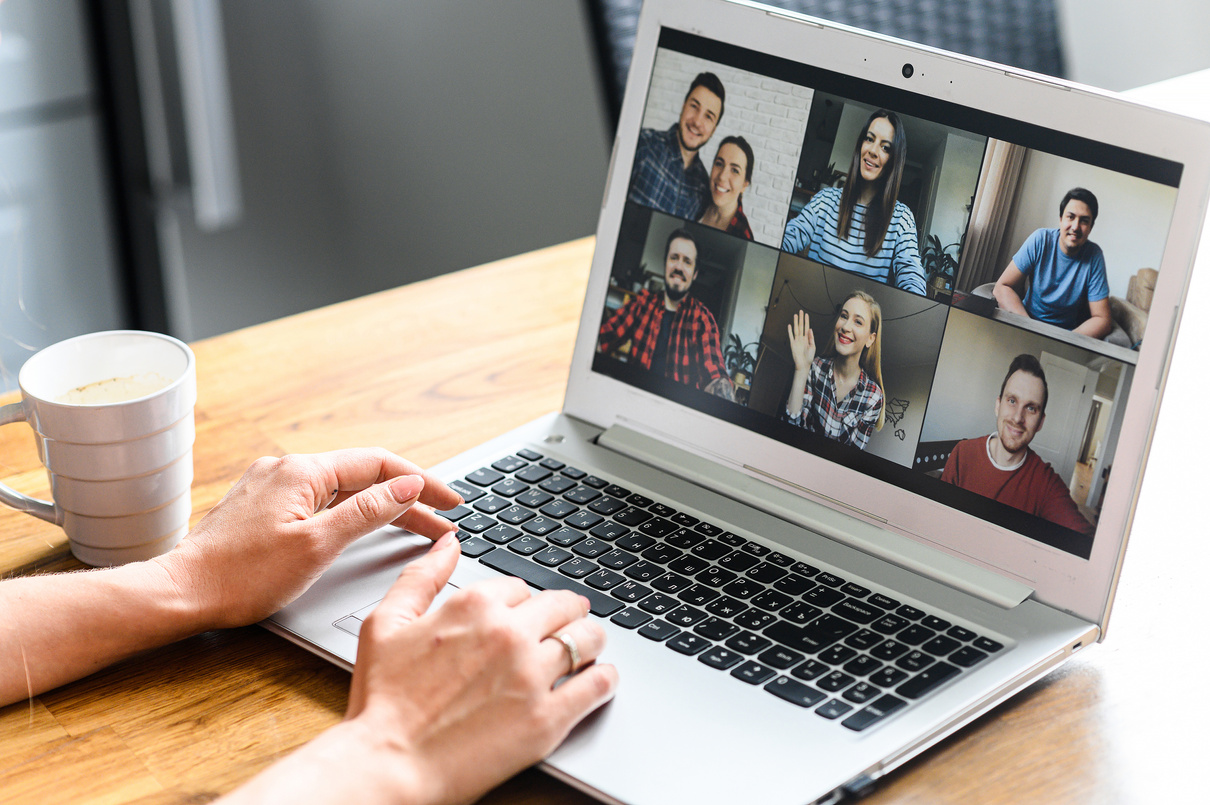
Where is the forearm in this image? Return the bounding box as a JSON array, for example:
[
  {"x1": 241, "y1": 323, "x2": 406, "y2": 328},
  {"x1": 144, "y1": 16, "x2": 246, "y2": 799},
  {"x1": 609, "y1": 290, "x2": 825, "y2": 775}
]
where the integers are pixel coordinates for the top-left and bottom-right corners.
[
  {"x1": 785, "y1": 368, "x2": 811, "y2": 418},
  {"x1": 1073, "y1": 313, "x2": 1112, "y2": 339},
  {"x1": 218, "y1": 718, "x2": 424, "y2": 805},
  {"x1": 993, "y1": 283, "x2": 1029, "y2": 316},
  {"x1": 0, "y1": 559, "x2": 201, "y2": 706}
]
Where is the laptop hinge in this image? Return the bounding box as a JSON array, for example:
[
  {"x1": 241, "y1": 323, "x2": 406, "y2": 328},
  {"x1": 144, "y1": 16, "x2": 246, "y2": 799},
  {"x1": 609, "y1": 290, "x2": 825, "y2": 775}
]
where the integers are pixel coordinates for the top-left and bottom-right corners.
[{"x1": 597, "y1": 424, "x2": 1034, "y2": 609}]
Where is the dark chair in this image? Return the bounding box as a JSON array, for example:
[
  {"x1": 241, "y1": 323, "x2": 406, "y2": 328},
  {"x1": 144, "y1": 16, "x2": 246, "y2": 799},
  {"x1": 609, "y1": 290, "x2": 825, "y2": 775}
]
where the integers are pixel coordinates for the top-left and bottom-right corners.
[{"x1": 584, "y1": 0, "x2": 1066, "y2": 130}]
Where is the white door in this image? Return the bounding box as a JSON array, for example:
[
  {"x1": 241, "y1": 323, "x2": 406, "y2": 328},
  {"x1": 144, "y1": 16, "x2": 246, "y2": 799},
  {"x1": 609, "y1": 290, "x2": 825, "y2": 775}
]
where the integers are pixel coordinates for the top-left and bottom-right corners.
[{"x1": 1031, "y1": 352, "x2": 1098, "y2": 485}]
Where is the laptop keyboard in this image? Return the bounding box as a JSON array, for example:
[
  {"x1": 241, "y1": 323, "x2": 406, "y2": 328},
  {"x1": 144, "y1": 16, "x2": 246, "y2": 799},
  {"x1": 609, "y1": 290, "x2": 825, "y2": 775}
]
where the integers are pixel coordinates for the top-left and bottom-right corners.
[{"x1": 440, "y1": 449, "x2": 1006, "y2": 733}]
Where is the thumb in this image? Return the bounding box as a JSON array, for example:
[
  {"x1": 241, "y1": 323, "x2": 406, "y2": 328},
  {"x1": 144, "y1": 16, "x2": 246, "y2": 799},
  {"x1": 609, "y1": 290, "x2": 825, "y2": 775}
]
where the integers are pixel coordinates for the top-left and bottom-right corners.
[{"x1": 314, "y1": 474, "x2": 426, "y2": 552}]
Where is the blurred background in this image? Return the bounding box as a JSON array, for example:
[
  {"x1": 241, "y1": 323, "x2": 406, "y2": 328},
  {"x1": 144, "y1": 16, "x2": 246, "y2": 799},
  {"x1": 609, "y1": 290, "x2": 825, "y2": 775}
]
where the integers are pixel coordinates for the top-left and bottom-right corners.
[{"x1": 2, "y1": 0, "x2": 1208, "y2": 393}]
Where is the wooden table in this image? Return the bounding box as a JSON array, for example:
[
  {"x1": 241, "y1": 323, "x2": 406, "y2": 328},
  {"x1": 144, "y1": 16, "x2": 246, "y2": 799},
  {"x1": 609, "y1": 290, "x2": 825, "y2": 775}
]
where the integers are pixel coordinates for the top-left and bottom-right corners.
[{"x1": 5, "y1": 69, "x2": 1210, "y2": 797}]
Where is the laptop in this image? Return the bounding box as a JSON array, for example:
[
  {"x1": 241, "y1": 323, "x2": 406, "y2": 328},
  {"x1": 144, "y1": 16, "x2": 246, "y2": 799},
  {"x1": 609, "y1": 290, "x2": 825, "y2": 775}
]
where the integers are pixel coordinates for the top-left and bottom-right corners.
[{"x1": 266, "y1": 1, "x2": 1210, "y2": 802}]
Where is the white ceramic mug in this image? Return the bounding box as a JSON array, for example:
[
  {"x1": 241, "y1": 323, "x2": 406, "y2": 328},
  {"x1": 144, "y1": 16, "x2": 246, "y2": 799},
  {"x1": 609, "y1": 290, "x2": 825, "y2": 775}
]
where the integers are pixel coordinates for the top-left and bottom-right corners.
[{"x1": 0, "y1": 330, "x2": 197, "y2": 566}]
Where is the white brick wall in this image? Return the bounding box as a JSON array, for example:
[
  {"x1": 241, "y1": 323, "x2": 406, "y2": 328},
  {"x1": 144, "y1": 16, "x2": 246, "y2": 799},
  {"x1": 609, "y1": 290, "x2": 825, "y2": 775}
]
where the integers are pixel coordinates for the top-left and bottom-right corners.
[{"x1": 638, "y1": 50, "x2": 810, "y2": 247}]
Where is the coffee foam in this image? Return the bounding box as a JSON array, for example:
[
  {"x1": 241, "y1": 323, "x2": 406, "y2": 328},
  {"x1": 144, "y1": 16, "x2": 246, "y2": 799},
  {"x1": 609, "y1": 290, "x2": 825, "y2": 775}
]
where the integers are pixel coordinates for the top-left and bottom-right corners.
[{"x1": 57, "y1": 372, "x2": 174, "y2": 405}]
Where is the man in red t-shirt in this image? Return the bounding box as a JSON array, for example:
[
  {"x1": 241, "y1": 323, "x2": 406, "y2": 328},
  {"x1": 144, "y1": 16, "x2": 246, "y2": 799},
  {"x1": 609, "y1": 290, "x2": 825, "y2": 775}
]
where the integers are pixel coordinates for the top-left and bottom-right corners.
[{"x1": 941, "y1": 354, "x2": 1093, "y2": 535}]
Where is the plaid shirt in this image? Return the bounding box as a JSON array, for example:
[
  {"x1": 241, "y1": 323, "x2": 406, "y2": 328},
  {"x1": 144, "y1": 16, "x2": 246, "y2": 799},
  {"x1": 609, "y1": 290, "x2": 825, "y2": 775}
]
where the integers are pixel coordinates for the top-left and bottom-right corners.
[
  {"x1": 784, "y1": 356, "x2": 883, "y2": 450},
  {"x1": 723, "y1": 201, "x2": 754, "y2": 241},
  {"x1": 598, "y1": 290, "x2": 728, "y2": 391},
  {"x1": 627, "y1": 125, "x2": 710, "y2": 220}
]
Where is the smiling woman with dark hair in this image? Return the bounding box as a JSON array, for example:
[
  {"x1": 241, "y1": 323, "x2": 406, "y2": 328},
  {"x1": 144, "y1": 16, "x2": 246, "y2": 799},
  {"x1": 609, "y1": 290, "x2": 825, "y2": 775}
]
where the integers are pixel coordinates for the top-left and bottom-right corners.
[
  {"x1": 699, "y1": 135, "x2": 755, "y2": 240},
  {"x1": 781, "y1": 110, "x2": 926, "y2": 296}
]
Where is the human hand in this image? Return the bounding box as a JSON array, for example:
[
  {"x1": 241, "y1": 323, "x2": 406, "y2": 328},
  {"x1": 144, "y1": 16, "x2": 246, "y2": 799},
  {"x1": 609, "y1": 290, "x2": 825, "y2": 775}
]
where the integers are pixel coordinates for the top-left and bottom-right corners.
[
  {"x1": 155, "y1": 448, "x2": 461, "y2": 631},
  {"x1": 344, "y1": 533, "x2": 618, "y2": 805},
  {"x1": 788, "y1": 309, "x2": 815, "y2": 371},
  {"x1": 705, "y1": 376, "x2": 736, "y2": 401}
]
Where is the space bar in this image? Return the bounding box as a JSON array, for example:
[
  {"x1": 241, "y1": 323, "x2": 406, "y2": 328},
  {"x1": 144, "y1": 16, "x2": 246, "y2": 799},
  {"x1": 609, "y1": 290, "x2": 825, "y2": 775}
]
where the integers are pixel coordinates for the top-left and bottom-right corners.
[{"x1": 479, "y1": 551, "x2": 624, "y2": 616}]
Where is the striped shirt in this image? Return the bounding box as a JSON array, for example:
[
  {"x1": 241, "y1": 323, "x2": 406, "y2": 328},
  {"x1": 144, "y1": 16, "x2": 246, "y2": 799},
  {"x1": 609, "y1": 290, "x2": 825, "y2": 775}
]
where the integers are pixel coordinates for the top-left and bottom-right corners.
[
  {"x1": 780, "y1": 187, "x2": 926, "y2": 296},
  {"x1": 597, "y1": 290, "x2": 727, "y2": 391},
  {"x1": 784, "y1": 356, "x2": 883, "y2": 451},
  {"x1": 627, "y1": 125, "x2": 710, "y2": 221}
]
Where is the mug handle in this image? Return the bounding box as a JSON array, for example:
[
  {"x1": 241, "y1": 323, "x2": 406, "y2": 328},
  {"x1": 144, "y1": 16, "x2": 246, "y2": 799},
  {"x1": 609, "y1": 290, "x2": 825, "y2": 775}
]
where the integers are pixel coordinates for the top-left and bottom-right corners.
[{"x1": 0, "y1": 401, "x2": 62, "y2": 524}]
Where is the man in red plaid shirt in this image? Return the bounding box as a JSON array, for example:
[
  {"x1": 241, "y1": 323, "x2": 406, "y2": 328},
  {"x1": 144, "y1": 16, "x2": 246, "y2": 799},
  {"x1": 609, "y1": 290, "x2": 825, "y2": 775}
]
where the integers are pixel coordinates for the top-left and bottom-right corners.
[{"x1": 598, "y1": 229, "x2": 735, "y2": 400}]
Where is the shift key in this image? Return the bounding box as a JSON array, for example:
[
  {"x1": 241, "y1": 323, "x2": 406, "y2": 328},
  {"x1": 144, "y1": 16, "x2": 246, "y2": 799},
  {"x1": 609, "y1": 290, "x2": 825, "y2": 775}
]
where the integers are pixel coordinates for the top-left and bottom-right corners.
[{"x1": 480, "y1": 550, "x2": 624, "y2": 616}]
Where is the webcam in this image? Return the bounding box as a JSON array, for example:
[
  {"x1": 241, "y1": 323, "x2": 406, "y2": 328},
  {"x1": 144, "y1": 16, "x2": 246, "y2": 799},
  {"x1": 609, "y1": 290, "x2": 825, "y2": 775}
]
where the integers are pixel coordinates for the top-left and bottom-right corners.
[{"x1": 902, "y1": 63, "x2": 914, "y2": 79}]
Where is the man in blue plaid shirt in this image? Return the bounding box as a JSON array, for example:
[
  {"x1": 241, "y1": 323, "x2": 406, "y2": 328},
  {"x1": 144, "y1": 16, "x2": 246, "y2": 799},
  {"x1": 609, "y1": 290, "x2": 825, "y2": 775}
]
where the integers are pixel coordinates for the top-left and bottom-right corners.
[{"x1": 627, "y1": 73, "x2": 726, "y2": 221}]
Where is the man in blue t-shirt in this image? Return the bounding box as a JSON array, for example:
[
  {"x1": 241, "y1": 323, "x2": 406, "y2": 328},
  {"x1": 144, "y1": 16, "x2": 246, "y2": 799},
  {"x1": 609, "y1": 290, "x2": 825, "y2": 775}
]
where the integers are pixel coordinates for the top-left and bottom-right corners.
[{"x1": 993, "y1": 188, "x2": 1112, "y2": 338}]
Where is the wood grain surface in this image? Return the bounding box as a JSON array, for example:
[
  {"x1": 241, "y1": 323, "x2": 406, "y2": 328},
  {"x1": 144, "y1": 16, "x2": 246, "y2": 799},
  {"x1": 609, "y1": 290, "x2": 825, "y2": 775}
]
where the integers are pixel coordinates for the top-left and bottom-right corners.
[{"x1": 2, "y1": 236, "x2": 1207, "y2": 804}]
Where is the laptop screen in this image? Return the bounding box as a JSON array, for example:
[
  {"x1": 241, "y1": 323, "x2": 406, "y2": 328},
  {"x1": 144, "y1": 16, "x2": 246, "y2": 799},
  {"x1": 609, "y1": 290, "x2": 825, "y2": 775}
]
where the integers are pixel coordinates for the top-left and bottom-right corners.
[{"x1": 591, "y1": 29, "x2": 1182, "y2": 560}]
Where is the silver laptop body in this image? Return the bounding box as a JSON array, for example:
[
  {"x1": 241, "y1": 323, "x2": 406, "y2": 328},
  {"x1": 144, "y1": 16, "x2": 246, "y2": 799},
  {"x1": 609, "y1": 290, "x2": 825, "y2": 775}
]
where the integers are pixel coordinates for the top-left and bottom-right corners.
[{"x1": 268, "y1": 2, "x2": 1210, "y2": 803}]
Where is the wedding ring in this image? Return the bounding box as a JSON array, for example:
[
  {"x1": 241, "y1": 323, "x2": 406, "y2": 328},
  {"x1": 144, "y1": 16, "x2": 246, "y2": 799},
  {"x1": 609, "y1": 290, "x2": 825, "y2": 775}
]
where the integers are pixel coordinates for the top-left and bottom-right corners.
[{"x1": 552, "y1": 632, "x2": 581, "y2": 675}]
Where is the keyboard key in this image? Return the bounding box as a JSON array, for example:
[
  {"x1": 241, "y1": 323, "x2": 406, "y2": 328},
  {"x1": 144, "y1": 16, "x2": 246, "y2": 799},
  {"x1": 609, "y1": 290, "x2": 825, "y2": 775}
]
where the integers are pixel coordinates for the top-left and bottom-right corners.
[
  {"x1": 731, "y1": 661, "x2": 777, "y2": 685},
  {"x1": 491, "y1": 456, "x2": 528, "y2": 473},
  {"x1": 483, "y1": 524, "x2": 522, "y2": 544},
  {"x1": 947, "y1": 625, "x2": 977, "y2": 642},
  {"x1": 734, "y1": 610, "x2": 776, "y2": 631},
  {"x1": 694, "y1": 522, "x2": 723, "y2": 536},
  {"x1": 670, "y1": 512, "x2": 700, "y2": 528},
  {"x1": 694, "y1": 617, "x2": 738, "y2": 641},
  {"x1": 719, "y1": 552, "x2": 759, "y2": 572},
  {"x1": 507, "y1": 536, "x2": 546, "y2": 555},
  {"x1": 641, "y1": 543, "x2": 683, "y2": 565},
  {"x1": 843, "y1": 682, "x2": 881, "y2": 704},
  {"x1": 781, "y1": 602, "x2": 822, "y2": 625},
  {"x1": 816, "y1": 699, "x2": 853, "y2": 720},
  {"x1": 637, "y1": 518, "x2": 677, "y2": 539},
  {"x1": 546, "y1": 527, "x2": 586, "y2": 547},
  {"x1": 598, "y1": 549, "x2": 639, "y2": 570},
  {"x1": 803, "y1": 586, "x2": 845, "y2": 607},
  {"x1": 479, "y1": 550, "x2": 622, "y2": 616},
  {"x1": 725, "y1": 630, "x2": 772, "y2": 654},
  {"x1": 450, "y1": 479, "x2": 485, "y2": 502},
  {"x1": 870, "y1": 640, "x2": 909, "y2": 661},
  {"x1": 537, "y1": 500, "x2": 578, "y2": 519},
  {"x1": 581, "y1": 475, "x2": 608, "y2": 489},
  {"x1": 842, "y1": 694, "x2": 907, "y2": 731},
  {"x1": 588, "y1": 496, "x2": 626, "y2": 516},
  {"x1": 973, "y1": 636, "x2": 1005, "y2": 653},
  {"x1": 898, "y1": 625, "x2": 937, "y2": 646},
  {"x1": 921, "y1": 635, "x2": 962, "y2": 657},
  {"x1": 695, "y1": 565, "x2": 737, "y2": 588},
  {"x1": 651, "y1": 572, "x2": 692, "y2": 595},
  {"x1": 667, "y1": 555, "x2": 708, "y2": 576},
  {"x1": 896, "y1": 662, "x2": 960, "y2": 699},
  {"x1": 667, "y1": 634, "x2": 710, "y2": 656},
  {"x1": 751, "y1": 589, "x2": 793, "y2": 612},
  {"x1": 844, "y1": 629, "x2": 883, "y2": 651},
  {"x1": 757, "y1": 646, "x2": 805, "y2": 669},
  {"x1": 561, "y1": 466, "x2": 587, "y2": 480},
  {"x1": 514, "y1": 488, "x2": 554, "y2": 509},
  {"x1": 473, "y1": 495, "x2": 511, "y2": 514},
  {"x1": 585, "y1": 569, "x2": 625, "y2": 590},
  {"x1": 868, "y1": 593, "x2": 900, "y2": 609},
  {"x1": 868, "y1": 667, "x2": 909, "y2": 688},
  {"x1": 699, "y1": 646, "x2": 743, "y2": 670},
  {"x1": 745, "y1": 561, "x2": 787, "y2": 583},
  {"x1": 841, "y1": 582, "x2": 871, "y2": 598},
  {"x1": 678, "y1": 584, "x2": 720, "y2": 607},
  {"x1": 648, "y1": 502, "x2": 677, "y2": 518},
  {"x1": 491, "y1": 478, "x2": 529, "y2": 497},
  {"x1": 833, "y1": 598, "x2": 886, "y2": 624},
  {"x1": 614, "y1": 506, "x2": 653, "y2": 526},
  {"x1": 766, "y1": 552, "x2": 793, "y2": 567},
  {"x1": 741, "y1": 542, "x2": 771, "y2": 557},
  {"x1": 790, "y1": 659, "x2": 829, "y2": 681},
  {"x1": 572, "y1": 538, "x2": 612, "y2": 558},
  {"x1": 718, "y1": 532, "x2": 747, "y2": 548},
  {"x1": 766, "y1": 676, "x2": 826, "y2": 708},
  {"x1": 459, "y1": 537, "x2": 495, "y2": 558},
  {"x1": 666, "y1": 605, "x2": 707, "y2": 627},
  {"x1": 588, "y1": 520, "x2": 627, "y2": 540},
  {"x1": 627, "y1": 493, "x2": 654, "y2": 507},
  {"x1": 515, "y1": 464, "x2": 552, "y2": 484},
  {"x1": 466, "y1": 467, "x2": 505, "y2": 487},
  {"x1": 623, "y1": 561, "x2": 664, "y2": 583},
  {"x1": 603, "y1": 484, "x2": 630, "y2": 498},
  {"x1": 721, "y1": 578, "x2": 763, "y2": 599},
  {"x1": 691, "y1": 541, "x2": 731, "y2": 562},
  {"x1": 557, "y1": 558, "x2": 597, "y2": 578},
  {"x1": 521, "y1": 516, "x2": 561, "y2": 537},
  {"x1": 533, "y1": 546, "x2": 572, "y2": 566},
  {"x1": 437, "y1": 504, "x2": 472, "y2": 521},
  {"x1": 638, "y1": 593, "x2": 679, "y2": 615},
  {"x1": 459, "y1": 513, "x2": 495, "y2": 533},
  {"x1": 765, "y1": 616, "x2": 857, "y2": 654},
  {"x1": 872, "y1": 614, "x2": 910, "y2": 635},
  {"x1": 704, "y1": 595, "x2": 747, "y2": 619},
  {"x1": 843, "y1": 654, "x2": 882, "y2": 677},
  {"x1": 516, "y1": 448, "x2": 543, "y2": 462},
  {"x1": 611, "y1": 607, "x2": 652, "y2": 629},
  {"x1": 791, "y1": 562, "x2": 820, "y2": 577},
  {"x1": 773, "y1": 573, "x2": 812, "y2": 596},
  {"x1": 922, "y1": 615, "x2": 952, "y2": 631},
  {"x1": 817, "y1": 671, "x2": 856, "y2": 692},
  {"x1": 895, "y1": 651, "x2": 934, "y2": 672},
  {"x1": 896, "y1": 604, "x2": 925, "y2": 620},
  {"x1": 616, "y1": 533, "x2": 656, "y2": 552},
  {"x1": 538, "y1": 457, "x2": 565, "y2": 470},
  {"x1": 563, "y1": 486, "x2": 602, "y2": 504},
  {"x1": 497, "y1": 506, "x2": 536, "y2": 525},
  {"x1": 817, "y1": 645, "x2": 857, "y2": 666},
  {"x1": 538, "y1": 476, "x2": 576, "y2": 494},
  {"x1": 815, "y1": 571, "x2": 845, "y2": 587},
  {"x1": 611, "y1": 581, "x2": 652, "y2": 603},
  {"x1": 666, "y1": 528, "x2": 704, "y2": 549},
  {"x1": 638, "y1": 620, "x2": 680, "y2": 641},
  {"x1": 950, "y1": 646, "x2": 990, "y2": 667}
]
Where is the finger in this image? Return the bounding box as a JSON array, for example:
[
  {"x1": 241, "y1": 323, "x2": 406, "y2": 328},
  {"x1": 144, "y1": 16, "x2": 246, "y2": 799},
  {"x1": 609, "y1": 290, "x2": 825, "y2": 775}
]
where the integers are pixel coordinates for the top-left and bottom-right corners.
[
  {"x1": 540, "y1": 617, "x2": 606, "y2": 677},
  {"x1": 390, "y1": 502, "x2": 459, "y2": 540},
  {"x1": 318, "y1": 448, "x2": 462, "y2": 512},
  {"x1": 310, "y1": 474, "x2": 426, "y2": 554},
  {"x1": 547, "y1": 663, "x2": 619, "y2": 729},
  {"x1": 375, "y1": 531, "x2": 461, "y2": 621},
  {"x1": 514, "y1": 589, "x2": 591, "y2": 639}
]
